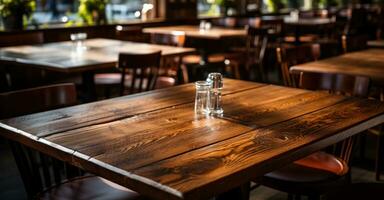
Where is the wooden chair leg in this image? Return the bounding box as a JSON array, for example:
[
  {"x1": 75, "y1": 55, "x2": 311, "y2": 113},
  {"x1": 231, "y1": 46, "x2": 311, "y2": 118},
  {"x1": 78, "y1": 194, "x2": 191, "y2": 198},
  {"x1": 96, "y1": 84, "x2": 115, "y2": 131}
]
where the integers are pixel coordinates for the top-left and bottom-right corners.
[
  {"x1": 375, "y1": 134, "x2": 384, "y2": 181},
  {"x1": 359, "y1": 133, "x2": 367, "y2": 160}
]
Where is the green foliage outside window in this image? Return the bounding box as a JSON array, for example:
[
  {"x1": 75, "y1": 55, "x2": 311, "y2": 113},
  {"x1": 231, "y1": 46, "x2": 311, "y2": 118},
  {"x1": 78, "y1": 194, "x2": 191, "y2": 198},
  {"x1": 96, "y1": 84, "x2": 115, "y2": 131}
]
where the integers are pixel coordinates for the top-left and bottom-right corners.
[
  {"x1": 0, "y1": 0, "x2": 35, "y2": 18},
  {"x1": 78, "y1": 0, "x2": 108, "y2": 25}
]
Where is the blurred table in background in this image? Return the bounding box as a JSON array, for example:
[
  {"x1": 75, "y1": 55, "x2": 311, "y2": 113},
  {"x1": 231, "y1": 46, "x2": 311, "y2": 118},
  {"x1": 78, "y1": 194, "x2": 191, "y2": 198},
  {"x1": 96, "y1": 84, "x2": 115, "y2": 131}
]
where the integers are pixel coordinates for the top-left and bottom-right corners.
[{"x1": 0, "y1": 38, "x2": 195, "y2": 101}]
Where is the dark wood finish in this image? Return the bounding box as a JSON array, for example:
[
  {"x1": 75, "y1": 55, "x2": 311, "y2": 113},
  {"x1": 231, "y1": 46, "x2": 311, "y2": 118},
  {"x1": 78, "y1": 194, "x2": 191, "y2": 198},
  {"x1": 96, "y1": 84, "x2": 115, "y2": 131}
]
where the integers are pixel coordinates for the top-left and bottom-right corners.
[
  {"x1": 258, "y1": 72, "x2": 371, "y2": 198},
  {"x1": 341, "y1": 34, "x2": 368, "y2": 53},
  {"x1": 0, "y1": 31, "x2": 44, "y2": 47},
  {"x1": 117, "y1": 51, "x2": 162, "y2": 95},
  {"x1": 0, "y1": 83, "x2": 77, "y2": 119},
  {"x1": 290, "y1": 49, "x2": 384, "y2": 85},
  {"x1": 1, "y1": 79, "x2": 384, "y2": 200},
  {"x1": 277, "y1": 44, "x2": 320, "y2": 87},
  {"x1": 299, "y1": 72, "x2": 370, "y2": 97},
  {"x1": 143, "y1": 25, "x2": 246, "y2": 40}
]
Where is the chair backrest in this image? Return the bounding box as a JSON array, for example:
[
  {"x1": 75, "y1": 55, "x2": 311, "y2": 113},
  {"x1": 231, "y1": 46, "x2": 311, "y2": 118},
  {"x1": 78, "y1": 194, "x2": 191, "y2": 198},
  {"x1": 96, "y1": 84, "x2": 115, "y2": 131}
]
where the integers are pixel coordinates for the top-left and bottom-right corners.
[
  {"x1": 245, "y1": 27, "x2": 269, "y2": 67},
  {"x1": 299, "y1": 72, "x2": 370, "y2": 97},
  {"x1": 277, "y1": 44, "x2": 321, "y2": 87},
  {"x1": 0, "y1": 32, "x2": 44, "y2": 47},
  {"x1": 0, "y1": 83, "x2": 80, "y2": 199},
  {"x1": 298, "y1": 71, "x2": 370, "y2": 163},
  {"x1": 118, "y1": 51, "x2": 162, "y2": 95},
  {"x1": 115, "y1": 26, "x2": 149, "y2": 42},
  {"x1": 341, "y1": 34, "x2": 368, "y2": 53},
  {"x1": 150, "y1": 33, "x2": 185, "y2": 47},
  {"x1": 211, "y1": 17, "x2": 237, "y2": 28},
  {"x1": 0, "y1": 83, "x2": 77, "y2": 119}
]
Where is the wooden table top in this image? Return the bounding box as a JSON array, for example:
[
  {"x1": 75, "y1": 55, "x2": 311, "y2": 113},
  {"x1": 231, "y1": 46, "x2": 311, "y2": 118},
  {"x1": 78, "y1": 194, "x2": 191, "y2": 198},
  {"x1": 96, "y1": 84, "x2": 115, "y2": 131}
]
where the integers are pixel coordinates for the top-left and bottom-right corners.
[
  {"x1": 290, "y1": 49, "x2": 384, "y2": 83},
  {"x1": 367, "y1": 40, "x2": 384, "y2": 48},
  {"x1": 284, "y1": 17, "x2": 335, "y2": 26},
  {"x1": 1, "y1": 79, "x2": 384, "y2": 200},
  {"x1": 143, "y1": 25, "x2": 247, "y2": 39},
  {"x1": 0, "y1": 38, "x2": 195, "y2": 73}
]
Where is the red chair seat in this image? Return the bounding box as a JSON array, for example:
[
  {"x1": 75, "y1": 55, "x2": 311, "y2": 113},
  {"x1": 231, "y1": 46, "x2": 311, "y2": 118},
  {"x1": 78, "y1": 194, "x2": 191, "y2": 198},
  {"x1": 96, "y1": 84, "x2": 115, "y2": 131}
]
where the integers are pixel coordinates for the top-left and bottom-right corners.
[
  {"x1": 94, "y1": 73, "x2": 175, "y2": 89},
  {"x1": 39, "y1": 175, "x2": 141, "y2": 200},
  {"x1": 264, "y1": 151, "x2": 348, "y2": 183}
]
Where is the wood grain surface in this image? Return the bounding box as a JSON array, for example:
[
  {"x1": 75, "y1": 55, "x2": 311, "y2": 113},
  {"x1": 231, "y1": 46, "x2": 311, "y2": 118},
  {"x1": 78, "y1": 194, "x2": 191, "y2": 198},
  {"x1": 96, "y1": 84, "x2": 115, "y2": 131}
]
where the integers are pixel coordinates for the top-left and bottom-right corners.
[
  {"x1": 0, "y1": 38, "x2": 195, "y2": 73},
  {"x1": 143, "y1": 25, "x2": 246, "y2": 39},
  {"x1": 290, "y1": 49, "x2": 384, "y2": 84},
  {"x1": 1, "y1": 79, "x2": 384, "y2": 200}
]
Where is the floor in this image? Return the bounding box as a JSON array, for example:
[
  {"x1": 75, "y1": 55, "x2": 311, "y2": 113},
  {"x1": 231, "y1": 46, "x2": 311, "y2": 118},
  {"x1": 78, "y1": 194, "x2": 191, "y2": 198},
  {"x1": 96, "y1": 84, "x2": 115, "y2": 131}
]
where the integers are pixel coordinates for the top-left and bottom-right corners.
[{"x1": 0, "y1": 133, "x2": 383, "y2": 200}]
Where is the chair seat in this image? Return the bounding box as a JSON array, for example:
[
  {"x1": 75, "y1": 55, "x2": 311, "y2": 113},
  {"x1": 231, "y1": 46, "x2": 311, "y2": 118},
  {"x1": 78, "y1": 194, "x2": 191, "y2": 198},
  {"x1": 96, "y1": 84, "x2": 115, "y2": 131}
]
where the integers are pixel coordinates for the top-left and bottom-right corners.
[
  {"x1": 94, "y1": 73, "x2": 175, "y2": 89},
  {"x1": 284, "y1": 35, "x2": 319, "y2": 43},
  {"x1": 264, "y1": 151, "x2": 348, "y2": 183},
  {"x1": 39, "y1": 175, "x2": 141, "y2": 200},
  {"x1": 182, "y1": 54, "x2": 226, "y2": 65}
]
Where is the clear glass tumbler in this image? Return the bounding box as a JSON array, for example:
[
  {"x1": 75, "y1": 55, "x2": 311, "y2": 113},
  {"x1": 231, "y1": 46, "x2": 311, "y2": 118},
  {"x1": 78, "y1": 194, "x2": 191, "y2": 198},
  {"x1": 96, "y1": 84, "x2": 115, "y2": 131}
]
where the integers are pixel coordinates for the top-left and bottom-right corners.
[
  {"x1": 194, "y1": 81, "x2": 211, "y2": 115},
  {"x1": 206, "y1": 73, "x2": 223, "y2": 115}
]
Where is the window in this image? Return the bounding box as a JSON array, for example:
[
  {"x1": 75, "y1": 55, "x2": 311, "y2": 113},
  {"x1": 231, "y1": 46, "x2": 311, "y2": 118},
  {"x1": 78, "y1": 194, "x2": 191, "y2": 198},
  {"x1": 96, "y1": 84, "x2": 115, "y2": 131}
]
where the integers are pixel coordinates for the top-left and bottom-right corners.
[
  {"x1": 198, "y1": 0, "x2": 224, "y2": 17},
  {"x1": 31, "y1": 0, "x2": 149, "y2": 26}
]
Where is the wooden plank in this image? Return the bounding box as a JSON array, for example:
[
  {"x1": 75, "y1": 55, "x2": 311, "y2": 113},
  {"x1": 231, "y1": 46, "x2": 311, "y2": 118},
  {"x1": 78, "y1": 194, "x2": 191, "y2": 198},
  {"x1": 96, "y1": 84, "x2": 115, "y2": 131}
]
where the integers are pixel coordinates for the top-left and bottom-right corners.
[
  {"x1": 1, "y1": 79, "x2": 264, "y2": 138},
  {"x1": 129, "y1": 98, "x2": 384, "y2": 200},
  {"x1": 45, "y1": 85, "x2": 309, "y2": 170}
]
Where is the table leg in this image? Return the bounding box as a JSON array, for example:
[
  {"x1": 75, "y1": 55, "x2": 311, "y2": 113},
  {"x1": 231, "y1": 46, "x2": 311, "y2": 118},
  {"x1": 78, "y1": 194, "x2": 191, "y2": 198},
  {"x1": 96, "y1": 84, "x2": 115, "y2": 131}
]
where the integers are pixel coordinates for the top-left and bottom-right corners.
[
  {"x1": 294, "y1": 26, "x2": 300, "y2": 45},
  {"x1": 216, "y1": 182, "x2": 250, "y2": 200},
  {"x1": 81, "y1": 71, "x2": 96, "y2": 102}
]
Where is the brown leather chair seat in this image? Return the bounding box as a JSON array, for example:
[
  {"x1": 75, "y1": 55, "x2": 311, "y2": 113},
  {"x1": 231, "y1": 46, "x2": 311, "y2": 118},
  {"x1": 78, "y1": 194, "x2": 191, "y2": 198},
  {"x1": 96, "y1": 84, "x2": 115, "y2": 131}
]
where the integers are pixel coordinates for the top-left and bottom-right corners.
[
  {"x1": 94, "y1": 73, "x2": 176, "y2": 89},
  {"x1": 261, "y1": 151, "x2": 348, "y2": 195},
  {"x1": 39, "y1": 175, "x2": 141, "y2": 200}
]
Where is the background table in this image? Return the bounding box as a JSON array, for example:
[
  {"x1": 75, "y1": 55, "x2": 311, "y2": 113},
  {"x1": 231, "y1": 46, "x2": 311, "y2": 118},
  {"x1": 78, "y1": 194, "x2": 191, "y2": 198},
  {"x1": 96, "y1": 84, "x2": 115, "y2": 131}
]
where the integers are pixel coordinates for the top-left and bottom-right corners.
[
  {"x1": 290, "y1": 49, "x2": 384, "y2": 85},
  {"x1": 368, "y1": 40, "x2": 384, "y2": 48},
  {"x1": 143, "y1": 25, "x2": 246, "y2": 40},
  {"x1": 0, "y1": 38, "x2": 195, "y2": 101},
  {"x1": 283, "y1": 17, "x2": 336, "y2": 44},
  {"x1": 1, "y1": 79, "x2": 384, "y2": 200}
]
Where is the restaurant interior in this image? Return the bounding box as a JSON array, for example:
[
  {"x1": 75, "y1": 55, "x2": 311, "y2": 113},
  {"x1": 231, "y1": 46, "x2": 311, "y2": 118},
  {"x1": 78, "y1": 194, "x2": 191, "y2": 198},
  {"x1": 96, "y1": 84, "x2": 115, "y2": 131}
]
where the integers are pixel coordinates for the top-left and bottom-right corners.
[{"x1": 0, "y1": 0, "x2": 384, "y2": 199}]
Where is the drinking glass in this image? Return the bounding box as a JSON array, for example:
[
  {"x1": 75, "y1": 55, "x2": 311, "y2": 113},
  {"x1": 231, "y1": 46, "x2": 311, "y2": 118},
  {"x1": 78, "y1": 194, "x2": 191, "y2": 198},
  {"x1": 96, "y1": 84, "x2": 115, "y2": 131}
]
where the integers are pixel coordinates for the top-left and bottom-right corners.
[
  {"x1": 70, "y1": 33, "x2": 87, "y2": 50},
  {"x1": 195, "y1": 81, "x2": 211, "y2": 115}
]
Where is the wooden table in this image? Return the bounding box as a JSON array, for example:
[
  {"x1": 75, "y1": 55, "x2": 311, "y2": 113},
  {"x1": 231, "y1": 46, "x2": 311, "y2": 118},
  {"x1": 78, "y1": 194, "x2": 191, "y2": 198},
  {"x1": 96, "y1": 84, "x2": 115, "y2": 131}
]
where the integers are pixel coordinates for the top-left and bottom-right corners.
[
  {"x1": 0, "y1": 38, "x2": 195, "y2": 101},
  {"x1": 284, "y1": 17, "x2": 335, "y2": 45},
  {"x1": 1, "y1": 79, "x2": 384, "y2": 200},
  {"x1": 143, "y1": 26, "x2": 246, "y2": 80},
  {"x1": 368, "y1": 40, "x2": 384, "y2": 48},
  {"x1": 290, "y1": 49, "x2": 384, "y2": 84},
  {"x1": 143, "y1": 25, "x2": 246, "y2": 40}
]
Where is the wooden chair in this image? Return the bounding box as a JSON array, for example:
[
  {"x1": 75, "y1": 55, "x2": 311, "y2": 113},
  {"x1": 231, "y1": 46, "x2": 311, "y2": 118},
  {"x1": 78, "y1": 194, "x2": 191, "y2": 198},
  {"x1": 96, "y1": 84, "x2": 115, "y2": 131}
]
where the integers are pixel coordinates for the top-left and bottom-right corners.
[
  {"x1": 1, "y1": 32, "x2": 46, "y2": 90},
  {"x1": 115, "y1": 26, "x2": 149, "y2": 43},
  {"x1": 277, "y1": 44, "x2": 321, "y2": 87},
  {"x1": 94, "y1": 51, "x2": 174, "y2": 97},
  {"x1": 341, "y1": 34, "x2": 368, "y2": 53},
  {"x1": 0, "y1": 83, "x2": 141, "y2": 200},
  {"x1": 227, "y1": 27, "x2": 269, "y2": 81},
  {"x1": 0, "y1": 83, "x2": 77, "y2": 119},
  {"x1": 258, "y1": 72, "x2": 370, "y2": 200}
]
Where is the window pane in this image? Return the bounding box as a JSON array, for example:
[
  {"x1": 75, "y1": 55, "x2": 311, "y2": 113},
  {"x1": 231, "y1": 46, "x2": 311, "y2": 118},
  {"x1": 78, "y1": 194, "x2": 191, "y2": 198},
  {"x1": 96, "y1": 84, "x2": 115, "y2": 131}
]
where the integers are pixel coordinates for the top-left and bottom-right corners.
[{"x1": 31, "y1": 0, "x2": 149, "y2": 25}]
